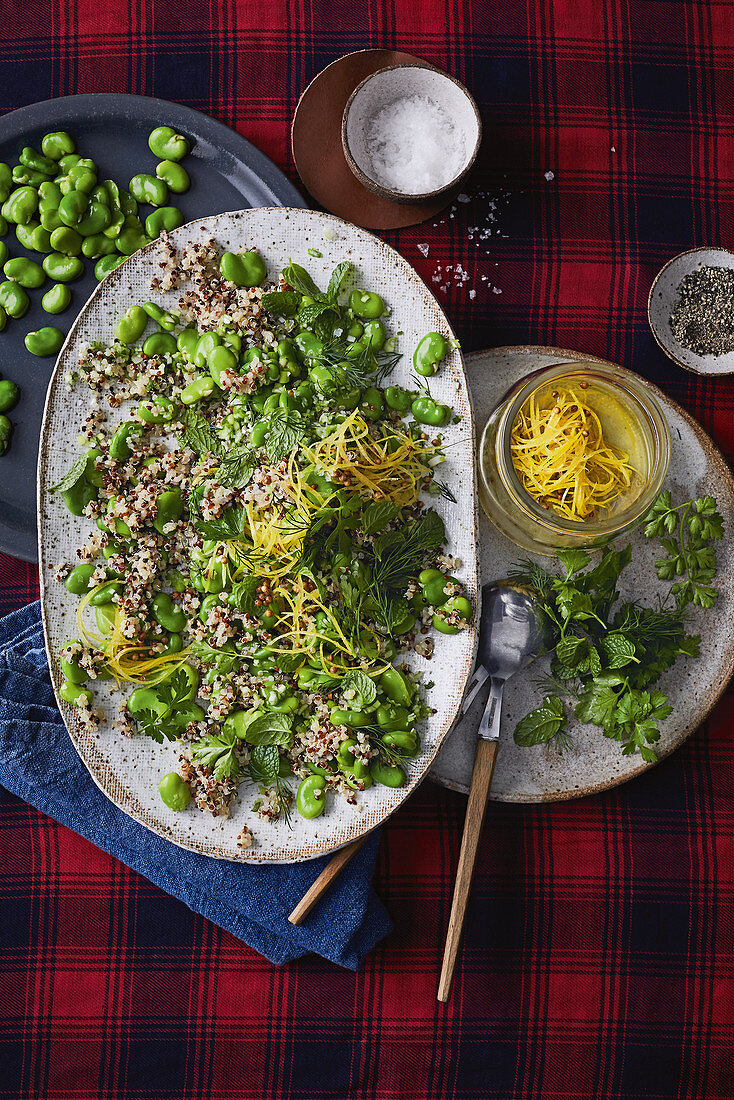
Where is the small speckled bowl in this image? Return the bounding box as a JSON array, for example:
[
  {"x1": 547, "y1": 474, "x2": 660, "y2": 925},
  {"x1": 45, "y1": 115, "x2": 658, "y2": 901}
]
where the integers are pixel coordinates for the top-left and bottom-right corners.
[
  {"x1": 341, "y1": 64, "x2": 481, "y2": 204},
  {"x1": 648, "y1": 246, "x2": 734, "y2": 376}
]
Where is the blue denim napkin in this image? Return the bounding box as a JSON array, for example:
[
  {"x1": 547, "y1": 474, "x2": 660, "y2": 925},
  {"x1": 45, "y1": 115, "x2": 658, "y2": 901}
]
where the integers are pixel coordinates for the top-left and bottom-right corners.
[{"x1": 0, "y1": 601, "x2": 391, "y2": 968}]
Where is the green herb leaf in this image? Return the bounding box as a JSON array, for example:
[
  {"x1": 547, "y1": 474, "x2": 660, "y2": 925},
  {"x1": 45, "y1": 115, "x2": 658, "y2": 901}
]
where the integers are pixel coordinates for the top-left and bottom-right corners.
[
  {"x1": 228, "y1": 576, "x2": 259, "y2": 615},
  {"x1": 178, "y1": 407, "x2": 223, "y2": 458},
  {"x1": 265, "y1": 408, "x2": 308, "y2": 464},
  {"x1": 601, "y1": 633, "x2": 638, "y2": 669},
  {"x1": 156, "y1": 664, "x2": 197, "y2": 708},
  {"x1": 361, "y1": 500, "x2": 399, "y2": 534},
  {"x1": 189, "y1": 640, "x2": 240, "y2": 674},
  {"x1": 342, "y1": 669, "x2": 377, "y2": 705},
  {"x1": 217, "y1": 446, "x2": 258, "y2": 489},
  {"x1": 327, "y1": 261, "x2": 353, "y2": 303},
  {"x1": 260, "y1": 290, "x2": 302, "y2": 316},
  {"x1": 248, "y1": 744, "x2": 280, "y2": 784},
  {"x1": 514, "y1": 695, "x2": 566, "y2": 746},
  {"x1": 282, "y1": 261, "x2": 326, "y2": 301},
  {"x1": 50, "y1": 453, "x2": 88, "y2": 493},
  {"x1": 193, "y1": 503, "x2": 249, "y2": 541},
  {"x1": 191, "y1": 731, "x2": 240, "y2": 780},
  {"x1": 243, "y1": 712, "x2": 294, "y2": 748},
  {"x1": 557, "y1": 549, "x2": 590, "y2": 578}
]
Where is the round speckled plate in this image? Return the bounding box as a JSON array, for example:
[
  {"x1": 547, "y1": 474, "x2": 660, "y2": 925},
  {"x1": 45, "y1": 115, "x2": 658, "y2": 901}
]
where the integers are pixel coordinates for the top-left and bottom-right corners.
[
  {"x1": 429, "y1": 346, "x2": 734, "y2": 801},
  {"x1": 37, "y1": 208, "x2": 479, "y2": 863}
]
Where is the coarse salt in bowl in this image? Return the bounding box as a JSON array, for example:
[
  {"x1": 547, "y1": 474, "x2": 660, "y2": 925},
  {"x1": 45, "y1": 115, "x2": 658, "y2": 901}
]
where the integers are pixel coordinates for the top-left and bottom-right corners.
[{"x1": 342, "y1": 65, "x2": 482, "y2": 203}]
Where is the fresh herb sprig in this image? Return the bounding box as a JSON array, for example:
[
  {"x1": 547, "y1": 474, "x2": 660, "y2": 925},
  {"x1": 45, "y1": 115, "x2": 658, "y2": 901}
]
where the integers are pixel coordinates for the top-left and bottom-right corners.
[{"x1": 508, "y1": 493, "x2": 722, "y2": 762}]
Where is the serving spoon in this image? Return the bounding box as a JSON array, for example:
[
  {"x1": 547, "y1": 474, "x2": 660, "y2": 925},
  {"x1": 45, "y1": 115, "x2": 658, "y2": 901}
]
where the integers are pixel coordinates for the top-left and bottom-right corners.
[{"x1": 437, "y1": 581, "x2": 549, "y2": 1002}]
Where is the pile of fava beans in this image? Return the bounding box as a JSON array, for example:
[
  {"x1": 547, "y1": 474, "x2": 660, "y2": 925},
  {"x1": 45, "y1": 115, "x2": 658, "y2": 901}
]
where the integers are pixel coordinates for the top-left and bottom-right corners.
[{"x1": 0, "y1": 125, "x2": 192, "y2": 455}]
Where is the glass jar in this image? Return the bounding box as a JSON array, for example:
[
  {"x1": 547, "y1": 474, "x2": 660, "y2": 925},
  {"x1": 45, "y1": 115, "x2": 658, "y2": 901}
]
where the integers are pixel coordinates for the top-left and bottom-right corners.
[{"x1": 478, "y1": 360, "x2": 671, "y2": 555}]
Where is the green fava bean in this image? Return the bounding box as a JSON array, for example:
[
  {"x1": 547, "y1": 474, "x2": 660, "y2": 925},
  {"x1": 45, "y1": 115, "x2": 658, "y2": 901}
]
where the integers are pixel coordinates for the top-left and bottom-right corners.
[
  {"x1": 0, "y1": 414, "x2": 11, "y2": 455},
  {"x1": 382, "y1": 731, "x2": 420, "y2": 757},
  {"x1": 296, "y1": 774, "x2": 326, "y2": 819},
  {"x1": 151, "y1": 592, "x2": 187, "y2": 633},
  {"x1": 330, "y1": 707, "x2": 372, "y2": 728},
  {"x1": 77, "y1": 201, "x2": 111, "y2": 236},
  {"x1": 208, "y1": 344, "x2": 237, "y2": 386},
  {"x1": 60, "y1": 641, "x2": 88, "y2": 685},
  {"x1": 158, "y1": 772, "x2": 191, "y2": 811},
  {"x1": 167, "y1": 569, "x2": 187, "y2": 593},
  {"x1": 380, "y1": 667, "x2": 414, "y2": 707},
  {"x1": 198, "y1": 593, "x2": 219, "y2": 624},
  {"x1": 159, "y1": 633, "x2": 184, "y2": 659},
  {"x1": 61, "y1": 481, "x2": 96, "y2": 516},
  {"x1": 0, "y1": 281, "x2": 29, "y2": 318},
  {"x1": 139, "y1": 394, "x2": 175, "y2": 424},
  {"x1": 58, "y1": 190, "x2": 88, "y2": 226},
  {"x1": 181, "y1": 375, "x2": 218, "y2": 405},
  {"x1": 194, "y1": 331, "x2": 222, "y2": 367},
  {"x1": 29, "y1": 225, "x2": 53, "y2": 252},
  {"x1": 39, "y1": 180, "x2": 62, "y2": 205},
  {"x1": 43, "y1": 253, "x2": 84, "y2": 282},
  {"x1": 85, "y1": 448, "x2": 104, "y2": 487},
  {"x1": 95, "y1": 605, "x2": 116, "y2": 637},
  {"x1": 14, "y1": 221, "x2": 39, "y2": 249},
  {"x1": 116, "y1": 305, "x2": 148, "y2": 344},
  {"x1": 4, "y1": 257, "x2": 45, "y2": 288},
  {"x1": 143, "y1": 331, "x2": 177, "y2": 356},
  {"x1": 19, "y1": 146, "x2": 58, "y2": 175},
  {"x1": 177, "y1": 326, "x2": 199, "y2": 360},
  {"x1": 81, "y1": 234, "x2": 116, "y2": 258},
  {"x1": 118, "y1": 189, "x2": 138, "y2": 216},
  {"x1": 110, "y1": 421, "x2": 140, "y2": 461},
  {"x1": 439, "y1": 596, "x2": 473, "y2": 626},
  {"x1": 65, "y1": 562, "x2": 96, "y2": 594},
  {"x1": 363, "y1": 320, "x2": 387, "y2": 350},
  {"x1": 60, "y1": 164, "x2": 96, "y2": 194},
  {"x1": 433, "y1": 614, "x2": 459, "y2": 635},
  {"x1": 0, "y1": 305, "x2": 6, "y2": 333},
  {"x1": 154, "y1": 487, "x2": 183, "y2": 533},
  {"x1": 2, "y1": 186, "x2": 38, "y2": 225},
  {"x1": 422, "y1": 574, "x2": 452, "y2": 606},
  {"x1": 384, "y1": 385, "x2": 413, "y2": 414},
  {"x1": 59, "y1": 681, "x2": 93, "y2": 707},
  {"x1": 116, "y1": 225, "x2": 152, "y2": 255},
  {"x1": 40, "y1": 205, "x2": 63, "y2": 232},
  {"x1": 95, "y1": 254, "x2": 125, "y2": 280},
  {"x1": 0, "y1": 163, "x2": 12, "y2": 203},
  {"x1": 89, "y1": 580, "x2": 123, "y2": 606},
  {"x1": 359, "y1": 386, "x2": 384, "y2": 421},
  {"x1": 42, "y1": 132, "x2": 76, "y2": 160},
  {"x1": 49, "y1": 226, "x2": 83, "y2": 254},
  {"x1": 294, "y1": 330, "x2": 323, "y2": 361},
  {"x1": 57, "y1": 154, "x2": 81, "y2": 173},
  {"x1": 129, "y1": 173, "x2": 168, "y2": 206},
  {"x1": 25, "y1": 326, "x2": 64, "y2": 357},
  {"x1": 414, "y1": 331, "x2": 448, "y2": 377},
  {"x1": 149, "y1": 126, "x2": 191, "y2": 161},
  {"x1": 128, "y1": 686, "x2": 170, "y2": 718},
  {"x1": 89, "y1": 184, "x2": 110, "y2": 205},
  {"x1": 102, "y1": 206, "x2": 125, "y2": 239},
  {"x1": 142, "y1": 301, "x2": 178, "y2": 330},
  {"x1": 370, "y1": 760, "x2": 406, "y2": 787},
  {"x1": 0, "y1": 380, "x2": 20, "y2": 413},
  {"x1": 145, "y1": 206, "x2": 184, "y2": 238},
  {"x1": 0, "y1": 243, "x2": 7, "y2": 267},
  {"x1": 156, "y1": 160, "x2": 190, "y2": 193},
  {"x1": 411, "y1": 396, "x2": 451, "y2": 427},
  {"x1": 349, "y1": 289, "x2": 385, "y2": 319},
  {"x1": 220, "y1": 250, "x2": 267, "y2": 288},
  {"x1": 13, "y1": 167, "x2": 53, "y2": 187},
  {"x1": 376, "y1": 703, "x2": 411, "y2": 732}
]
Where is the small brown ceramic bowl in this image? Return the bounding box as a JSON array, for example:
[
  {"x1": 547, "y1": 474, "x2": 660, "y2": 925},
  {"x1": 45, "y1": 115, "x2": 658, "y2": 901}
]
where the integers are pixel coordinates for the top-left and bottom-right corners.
[{"x1": 341, "y1": 64, "x2": 481, "y2": 204}]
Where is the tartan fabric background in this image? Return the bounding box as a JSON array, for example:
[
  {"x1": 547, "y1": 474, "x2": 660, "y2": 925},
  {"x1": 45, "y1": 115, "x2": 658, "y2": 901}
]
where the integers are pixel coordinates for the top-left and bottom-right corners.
[{"x1": 2, "y1": 1, "x2": 734, "y2": 1097}]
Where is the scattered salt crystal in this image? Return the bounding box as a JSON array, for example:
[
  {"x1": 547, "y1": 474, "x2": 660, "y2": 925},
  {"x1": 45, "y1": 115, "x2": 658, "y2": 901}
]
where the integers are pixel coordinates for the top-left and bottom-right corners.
[
  {"x1": 544, "y1": 170, "x2": 555, "y2": 181},
  {"x1": 365, "y1": 95, "x2": 467, "y2": 194},
  {"x1": 469, "y1": 289, "x2": 476, "y2": 300},
  {"x1": 417, "y1": 243, "x2": 430, "y2": 256},
  {"x1": 611, "y1": 146, "x2": 616, "y2": 152},
  {"x1": 457, "y1": 193, "x2": 471, "y2": 203},
  {"x1": 492, "y1": 287, "x2": 502, "y2": 294}
]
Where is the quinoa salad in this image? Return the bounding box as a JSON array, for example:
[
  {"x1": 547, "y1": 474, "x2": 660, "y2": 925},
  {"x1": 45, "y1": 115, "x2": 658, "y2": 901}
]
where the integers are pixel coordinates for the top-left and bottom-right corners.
[{"x1": 49, "y1": 231, "x2": 474, "y2": 846}]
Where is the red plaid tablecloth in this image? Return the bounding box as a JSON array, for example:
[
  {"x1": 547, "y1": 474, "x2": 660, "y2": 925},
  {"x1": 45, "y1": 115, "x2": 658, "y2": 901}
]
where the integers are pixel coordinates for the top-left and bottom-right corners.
[{"x1": 2, "y1": 3, "x2": 734, "y2": 1098}]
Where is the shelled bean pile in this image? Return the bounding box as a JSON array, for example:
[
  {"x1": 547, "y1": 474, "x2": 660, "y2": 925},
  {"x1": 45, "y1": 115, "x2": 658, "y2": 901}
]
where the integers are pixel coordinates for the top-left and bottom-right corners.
[{"x1": 0, "y1": 125, "x2": 192, "y2": 455}]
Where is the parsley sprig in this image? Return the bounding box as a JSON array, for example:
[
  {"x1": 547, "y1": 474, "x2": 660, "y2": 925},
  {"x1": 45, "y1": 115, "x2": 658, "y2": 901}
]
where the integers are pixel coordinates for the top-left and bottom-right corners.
[{"x1": 508, "y1": 493, "x2": 722, "y2": 762}]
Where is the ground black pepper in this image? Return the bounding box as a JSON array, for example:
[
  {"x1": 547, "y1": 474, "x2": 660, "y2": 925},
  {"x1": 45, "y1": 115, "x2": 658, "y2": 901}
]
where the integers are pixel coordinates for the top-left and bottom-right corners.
[{"x1": 669, "y1": 265, "x2": 734, "y2": 356}]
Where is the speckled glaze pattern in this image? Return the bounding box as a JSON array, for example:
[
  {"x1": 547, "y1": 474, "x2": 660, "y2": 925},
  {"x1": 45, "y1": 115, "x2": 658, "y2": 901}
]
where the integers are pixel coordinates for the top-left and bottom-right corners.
[
  {"x1": 429, "y1": 346, "x2": 734, "y2": 801},
  {"x1": 648, "y1": 247, "x2": 734, "y2": 375},
  {"x1": 37, "y1": 208, "x2": 479, "y2": 863}
]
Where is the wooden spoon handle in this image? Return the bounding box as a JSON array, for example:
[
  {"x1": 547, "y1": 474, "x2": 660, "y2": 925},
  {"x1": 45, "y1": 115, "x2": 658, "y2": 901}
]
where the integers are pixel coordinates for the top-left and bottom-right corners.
[
  {"x1": 437, "y1": 737, "x2": 499, "y2": 1002},
  {"x1": 288, "y1": 835, "x2": 369, "y2": 925}
]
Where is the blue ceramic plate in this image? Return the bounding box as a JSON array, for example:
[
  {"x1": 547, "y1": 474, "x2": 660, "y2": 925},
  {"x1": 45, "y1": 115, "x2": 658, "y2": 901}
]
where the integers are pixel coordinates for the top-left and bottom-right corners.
[{"x1": 0, "y1": 93, "x2": 306, "y2": 561}]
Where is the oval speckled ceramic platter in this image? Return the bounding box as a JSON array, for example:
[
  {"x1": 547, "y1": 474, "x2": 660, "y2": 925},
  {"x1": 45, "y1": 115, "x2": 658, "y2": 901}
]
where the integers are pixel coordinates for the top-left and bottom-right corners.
[
  {"x1": 37, "y1": 208, "x2": 479, "y2": 863},
  {"x1": 429, "y1": 346, "x2": 734, "y2": 801}
]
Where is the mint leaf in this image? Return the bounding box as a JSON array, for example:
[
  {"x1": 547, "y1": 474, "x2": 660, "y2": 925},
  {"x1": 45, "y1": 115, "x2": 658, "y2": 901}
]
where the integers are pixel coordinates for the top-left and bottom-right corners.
[
  {"x1": 361, "y1": 500, "x2": 399, "y2": 534},
  {"x1": 514, "y1": 695, "x2": 566, "y2": 747},
  {"x1": 261, "y1": 290, "x2": 301, "y2": 316},
  {"x1": 248, "y1": 744, "x2": 280, "y2": 784},
  {"x1": 228, "y1": 576, "x2": 259, "y2": 615},
  {"x1": 217, "y1": 446, "x2": 257, "y2": 489},
  {"x1": 178, "y1": 407, "x2": 223, "y2": 458},
  {"x1": 50, "y1": 453, "x2": 88, "y2": 493},
  {"x1": 265, "y1": 408, "x2": 307, "y2": 464},
  {"x1": 327, "y1": 261, "x2": 353, "y2": 303},
  {"x1": 342, "y1": 669, "x2": 376, "y2": 706},
  {"x1": 244, "y1": 713, "x2": 294, "y2": 747},
  {"x1": 601, "y1": 633, "x2": 638, "y2": 669},
  {"x1": 282, "y1": 261, "x2": 325, "y2": 300}
]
